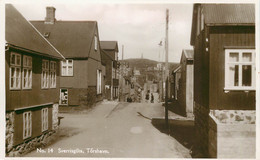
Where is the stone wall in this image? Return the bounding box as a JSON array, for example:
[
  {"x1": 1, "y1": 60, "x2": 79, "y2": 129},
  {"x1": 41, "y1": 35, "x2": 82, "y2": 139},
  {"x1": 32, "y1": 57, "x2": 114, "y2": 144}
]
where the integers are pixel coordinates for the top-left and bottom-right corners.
[
  {"x1": 52, "y1": 103, "x2": 59, "y2": 130},
  {"x1": 194, "y1": 102, "x2": 209, "y2": 157},
  {"x1": 6, "y1": 112, "x2": 14, "y2": 153},
  {"x1": 209, "y1": 110, "x2": 255, "y2": 158}
]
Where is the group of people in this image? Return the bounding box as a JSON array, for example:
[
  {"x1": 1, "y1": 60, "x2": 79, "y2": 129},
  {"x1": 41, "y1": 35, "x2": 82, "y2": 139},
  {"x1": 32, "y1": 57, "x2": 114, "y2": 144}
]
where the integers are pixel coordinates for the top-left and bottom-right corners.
[{"x1": 145, "y1": 90, "x2": 154, "y2": 103}]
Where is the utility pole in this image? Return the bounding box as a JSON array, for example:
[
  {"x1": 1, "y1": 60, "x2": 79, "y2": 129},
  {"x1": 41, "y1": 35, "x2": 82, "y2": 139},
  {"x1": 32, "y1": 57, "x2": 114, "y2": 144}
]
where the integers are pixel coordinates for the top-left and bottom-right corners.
[{"x1": 165, "y1": 9, "x2": 169, "y2": 132}]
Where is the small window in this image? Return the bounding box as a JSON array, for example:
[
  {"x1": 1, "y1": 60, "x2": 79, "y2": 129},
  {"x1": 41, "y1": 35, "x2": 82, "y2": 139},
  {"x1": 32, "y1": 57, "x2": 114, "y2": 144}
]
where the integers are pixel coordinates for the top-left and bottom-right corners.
[
  {"x1": 42, "y1": 108, "x2": 48, "y2": 132},
  {"x1": 61, "y1": 60, "x2": 73, "y2": 76},
  {"x1": 60, "y1": 89, "x2": 68, "y2": 105},
  {"x1": 50, "y1": 61, "x2": 56, "y2": 88},
  {"x1": 225, "y1": 49, "x2": 255, "y2": 90},
  {"x1": 23, "y1": 111, "x2": 32, "y2": 139},
  {"x1": 22, "y1": 55, "x2": 32, "y2": 89},
  {"x1": 10, "y1": 52, "x2": 21, "y2": 90},
  {"x1": 94, "y1": 35, "x2": 98, "y2": 51},
  {"x1": 97, "y1": 70, "x2": 102, "y2": 94},
  {"x1": 42, "y1": 60, "x2": 49, "y2": 89}
]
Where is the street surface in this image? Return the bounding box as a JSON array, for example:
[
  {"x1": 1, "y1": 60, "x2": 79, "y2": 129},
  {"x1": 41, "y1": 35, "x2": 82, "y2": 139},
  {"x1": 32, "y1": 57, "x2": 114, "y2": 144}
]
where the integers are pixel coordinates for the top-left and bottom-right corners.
[{"x1": 26, "y1": 101, "x2": 191, "y2": 158}]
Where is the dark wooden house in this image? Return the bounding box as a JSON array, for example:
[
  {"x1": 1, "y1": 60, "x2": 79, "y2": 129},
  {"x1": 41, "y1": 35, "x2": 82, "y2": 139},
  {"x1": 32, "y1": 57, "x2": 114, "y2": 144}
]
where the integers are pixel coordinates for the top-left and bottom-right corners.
[
  {"x1": 177, "y1": 49, "x2": 194, "y2": 117},
  {"x1": 100, "y1": 41, "x2": 119, "y2": 100},
  {"x1": 191, "y1": 4, "x2": 255, "y2": 158},
  {"x1": 171, "y1": 65, "x2": 181, "y2": 101},
  {"x1": 31, "y1": 7, "x2": 104, "y2": 106},
  {"x1": 5, "y1": 4, "x2": 64, "y2": 156}
]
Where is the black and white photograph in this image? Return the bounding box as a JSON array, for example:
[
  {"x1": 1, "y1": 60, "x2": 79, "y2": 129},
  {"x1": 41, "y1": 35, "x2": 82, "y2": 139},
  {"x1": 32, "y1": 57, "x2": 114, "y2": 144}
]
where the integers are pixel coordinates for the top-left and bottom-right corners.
[{"x1": 2, "y1": 0, "x2": 259, "y2": 159}]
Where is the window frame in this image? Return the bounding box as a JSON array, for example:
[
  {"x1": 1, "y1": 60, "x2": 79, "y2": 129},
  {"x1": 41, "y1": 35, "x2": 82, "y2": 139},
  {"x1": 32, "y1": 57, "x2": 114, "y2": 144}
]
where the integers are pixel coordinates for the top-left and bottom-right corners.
[
  {"x1": 97, "y1": 70, "x2": 102, "y2": 94},
  {"x1": 22, "y1": 55, "x2": 32, "y2": 89},
  {"x1": 23, "y1": 111, "x2": 32, "y2": 139},
  {"x1": 10, "y1": 52, "x2": 21, "y2": 90},
  {"x1": 41, "y1": 108, "x2": 48, "y2": 132},
  {"x1": 41, "y1": 59, "x2": 49, "y2": 89},
  {"x1": 224, "y1": 49, "x2": 256, "y2": 91},
  {"x1": 94, "y1": 35, "x2": 98, "y2": 51},
  {"x1": 60, "y1": 89, "x2": 68, "y2": 105},
  {"x1": 50, "y1": 61, "x2": 57, "y2": 88},
  {"x1": 61, "y1": 59, "x2": 73, "y2": 76}
]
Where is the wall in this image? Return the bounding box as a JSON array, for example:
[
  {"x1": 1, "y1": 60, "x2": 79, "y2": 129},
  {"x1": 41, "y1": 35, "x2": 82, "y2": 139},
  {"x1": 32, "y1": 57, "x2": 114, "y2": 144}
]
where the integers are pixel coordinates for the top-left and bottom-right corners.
[
  {"x1": 209, "y1": 26, "x2": 255, "y2": 110},
  {"x1": 186, "y1": 63, "x2": 194, "y2": 117},
  {"x1": 60, "y1": 60, "x2": 88, "y2": 89},
  {"x1": 6, "y1": 49, "x2": 60, "y2": 111}
]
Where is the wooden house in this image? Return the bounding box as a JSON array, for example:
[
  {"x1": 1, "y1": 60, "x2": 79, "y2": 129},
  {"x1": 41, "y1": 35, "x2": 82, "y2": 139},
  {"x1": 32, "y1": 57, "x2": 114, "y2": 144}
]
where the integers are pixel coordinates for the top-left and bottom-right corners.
[
  {"x1": 171, "y1": 65, "x2": 181, "y2": 100},
  {"x1": 177, "y1": 50, "x2": 194, "y2": 117},
  {"x1": 5, "y1": 4, "x2": 64, "y2": 156},
  {"x1": 190, "y1": 4, "x2": 255, "y2": 158},
  {"x1": 31, "y1": 7, "x2": 104, "y2": 106},
  {"x1": 100, "y1": 41, "x2": 119, "y2": 100}
]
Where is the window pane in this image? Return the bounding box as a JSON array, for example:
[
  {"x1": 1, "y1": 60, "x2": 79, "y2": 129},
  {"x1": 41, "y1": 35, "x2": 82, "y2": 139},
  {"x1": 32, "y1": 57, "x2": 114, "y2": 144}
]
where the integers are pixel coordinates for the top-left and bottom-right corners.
[
  {"x1": 16, "y1": 55, "x2": 21, "y2": 66},
  {"x1": 229, "y1": 52, "x2": 239, "y2": 62},
  {"x1": 68, "y1": 66, "x2": 73, "y2": 75},
  {"x1": 11, "y1": 54, "x2": 16, "y2": 65},
  {"x1": 242, "y1": 65, "x2": 252, "y2": 86},
  {"x1": 228, "y1": 64, "x2": 239, "y2": 86},
  {"x1": 68, "y1": 60, "x2": 73, "y2": 65},
  {"x1": 242, "y1": 52, "x2": 252, "y2": 62}
]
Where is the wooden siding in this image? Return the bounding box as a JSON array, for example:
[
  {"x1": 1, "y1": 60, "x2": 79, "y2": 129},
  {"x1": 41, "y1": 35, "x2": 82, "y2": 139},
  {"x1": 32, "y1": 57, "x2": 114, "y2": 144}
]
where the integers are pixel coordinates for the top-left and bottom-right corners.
[
  {"x1": 60, "y1": 60, "x2": 88, "y2": 89},
  {"x1": 6, "y1": 49, "x2": 60, "y2": 111},
  {"x1": 13, "y1": 105, "x2": 52, "y2": 146},
  {"x1": 209, "y1": 26, "x2": 255, "y2": 110},
  {"x1": 194, "y1": 29, "x2": 209, "y2": 108},
  {"x1": 88, "y1": 58, "x2": 103, "y2": 86}
]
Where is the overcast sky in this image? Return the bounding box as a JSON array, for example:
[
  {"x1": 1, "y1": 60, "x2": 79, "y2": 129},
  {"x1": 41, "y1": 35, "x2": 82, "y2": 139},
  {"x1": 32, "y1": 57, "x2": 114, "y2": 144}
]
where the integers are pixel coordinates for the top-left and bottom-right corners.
[{"x1": 13, "y1": 2, "x2": 193, "y2": 63}]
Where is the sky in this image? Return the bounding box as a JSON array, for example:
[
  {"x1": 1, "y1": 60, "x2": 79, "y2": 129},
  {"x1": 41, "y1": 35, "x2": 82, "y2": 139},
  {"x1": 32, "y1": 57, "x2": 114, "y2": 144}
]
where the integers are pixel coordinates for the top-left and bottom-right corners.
[{"x1": 13, "y1": 2, "x2": 194, "y2": 63}]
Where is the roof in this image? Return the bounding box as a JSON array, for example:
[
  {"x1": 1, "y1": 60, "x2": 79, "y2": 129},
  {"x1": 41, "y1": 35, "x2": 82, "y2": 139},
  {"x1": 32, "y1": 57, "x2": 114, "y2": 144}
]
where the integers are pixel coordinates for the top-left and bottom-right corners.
[
  {"x1": 173, "y1": 65, "x2": 181, "y2": 73},
  {"x1": 100, "y1": 41, "x2": 119, "y2": 52},
  {"x1": 183, "y1": 49, "x2": 194, "y2": 60},
  {"x1": 191, "y1": 4, "x2": 255, "y2": 45},
  {"x1": 5, "y1": 4, "x2": 63, "y2": 59},
  {"x1": 101, "y1": 49, "x2": 113, "y2": 63},
  {"x1": 31, "y1": 20, "x2": 97, "y2": 58}
]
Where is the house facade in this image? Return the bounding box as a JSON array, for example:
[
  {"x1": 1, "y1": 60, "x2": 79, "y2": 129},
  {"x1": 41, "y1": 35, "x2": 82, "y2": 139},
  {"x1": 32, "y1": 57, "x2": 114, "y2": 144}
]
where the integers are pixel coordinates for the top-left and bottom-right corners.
[
  {"x1": 191, "y1": 4, "x2": 255, "y2": 158},
  {"x1": 100, "y1": 41, "x2": 119, "y2": 100},
  {"x1": 171, "y1": 65, "x2": 181, "y2": 100},
  {"x1": 177, "y1": 50, "x2": 194, "y2": 117},
  {"x1": 31, "y1": 7, "x2": 104, "y2": 106},
  {"x1": 5, "y1": 4, "x2": 63, "y2": 156}
]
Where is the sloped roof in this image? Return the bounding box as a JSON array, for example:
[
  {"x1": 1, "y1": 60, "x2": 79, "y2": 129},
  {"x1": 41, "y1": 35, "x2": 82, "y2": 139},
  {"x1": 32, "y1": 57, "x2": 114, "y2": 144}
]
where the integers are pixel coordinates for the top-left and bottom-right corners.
[
  {"x1": 100, "y1": 41, "x2": 119, "y2": 52},
  {"x1": 204, "y1": 4, "x2": 255, "y2": 25},
  {"x1": 101, "y1": 49, "x2": 113, "y2": 63},
  {"x1": 5, "y1": 4, "x2": 63, "y2": 59},
  {"x1": 191, "y1": 4, "x2": 255, "y2": 45},
  {"x1": 31, "y1": 20, "x2": 97, "y2": 58},
  {"x1": 183, "y1": 49, "x2": 194, "y2": 60}
]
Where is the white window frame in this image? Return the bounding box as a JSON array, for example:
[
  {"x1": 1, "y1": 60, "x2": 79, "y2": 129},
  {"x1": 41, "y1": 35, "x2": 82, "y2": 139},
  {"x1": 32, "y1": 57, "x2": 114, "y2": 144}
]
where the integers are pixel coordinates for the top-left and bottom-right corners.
[
  {"x1": 224, "y1": 49, "x2": 256, "y2": 91},
  {"x1": 23, "y1": 111, "x2": 32, "y2": 139},
  {"x1": 41, "y1": 108, "x2": 48, "y2": 132},
  {"x1": 50, "y1": 61, "x2": 57, "y2": 88},
  {"x1": 22, "y1": 55, "x2": 32, "y2": 89},
  {"x1": 97, "y1": 70, "x2": 102, "y2": 94},
  {"x1": 60, "y1": 89, "x2": 68, "y2": 105},
  {"x1": 42, "y1": 59, "x2": 49, "y2": 89},
  {"x1": 10, "y1": 52, "x2": 21, "y2": 90},
  {"x1": 61, "y1": 60, "x2": 73, "y2": 76},
  {"x1": 94, "y1": 35, "x2": 98, "y2": 51}
]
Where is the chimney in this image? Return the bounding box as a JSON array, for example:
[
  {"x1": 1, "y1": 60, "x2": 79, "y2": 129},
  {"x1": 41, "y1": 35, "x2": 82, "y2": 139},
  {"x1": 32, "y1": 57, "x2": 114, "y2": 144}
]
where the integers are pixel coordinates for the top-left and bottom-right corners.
[{"x1": 45, "y1": 7, "x2": 56, "y2": 24}]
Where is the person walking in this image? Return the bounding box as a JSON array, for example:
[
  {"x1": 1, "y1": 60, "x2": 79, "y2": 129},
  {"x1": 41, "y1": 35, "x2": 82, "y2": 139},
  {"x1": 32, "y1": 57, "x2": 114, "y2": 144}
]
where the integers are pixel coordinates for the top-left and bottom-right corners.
[{"x1": 151, "y1": 93, "x2": 154, "y2": 103}]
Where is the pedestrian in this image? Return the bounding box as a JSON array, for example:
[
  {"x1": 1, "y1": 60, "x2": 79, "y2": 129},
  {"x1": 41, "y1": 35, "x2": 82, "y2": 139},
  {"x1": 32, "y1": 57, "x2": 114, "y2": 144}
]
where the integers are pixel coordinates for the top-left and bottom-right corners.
[
  {"x1": 145, "y1": 90, "x2": 150, "y2": 103},
  {"x1": 151, "y1": 93, "x2": 154, "y2": 103}
]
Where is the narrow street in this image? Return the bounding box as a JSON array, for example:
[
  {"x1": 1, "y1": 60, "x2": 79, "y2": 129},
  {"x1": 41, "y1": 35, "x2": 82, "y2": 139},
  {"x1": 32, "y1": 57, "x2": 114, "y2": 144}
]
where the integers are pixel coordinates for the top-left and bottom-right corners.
[{"x1": 26, "y1": 102, "x2": 191, "y2": 158}]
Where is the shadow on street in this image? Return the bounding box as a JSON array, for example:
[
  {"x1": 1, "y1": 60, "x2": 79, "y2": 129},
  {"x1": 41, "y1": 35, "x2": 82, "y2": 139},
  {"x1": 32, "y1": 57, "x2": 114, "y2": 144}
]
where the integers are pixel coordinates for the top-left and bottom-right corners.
[{"x1": 151, "y1": 118, "x2": 194, "y2": 157}]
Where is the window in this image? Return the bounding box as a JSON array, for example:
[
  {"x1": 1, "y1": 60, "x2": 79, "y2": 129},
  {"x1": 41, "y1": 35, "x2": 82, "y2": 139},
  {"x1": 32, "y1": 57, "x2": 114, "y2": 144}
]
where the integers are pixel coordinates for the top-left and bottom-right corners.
[
  {"x1": 60, "y1": 89, "x2": 68, "y2": 105},
  {"x1": 94, "y1": 35, "x2": 98, "y2": 51},
  {"x1": 50, "y1": 61, "x2": 56, "y2": 88},
  {"x1": 61, "y1": 60, "x2": 73, "y2": 76},
  {"x1": 200, "y1": 8, "x2": 204, "y2": 31},
  {"x1": 10, "y1": 52, "x2": 21, "y2": 89},
  {"x1": 23, "y1": 111, "x2": 32, "y2": 139},
  {"x1": 42, "y1": 108, "x2": 48, "y2": 132},
  {"x1": 225, "y1": 49, "x2": 255, "y2": 90},
  {"x1": 42, "y1": 60, "x2": 49, "y2": 89},
  {"x1": 97, "y1": 70, "x2": 102, "y2": 94},
  {"x1": 22, "y1": 55, "x2": 32, "y2": 89}
]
